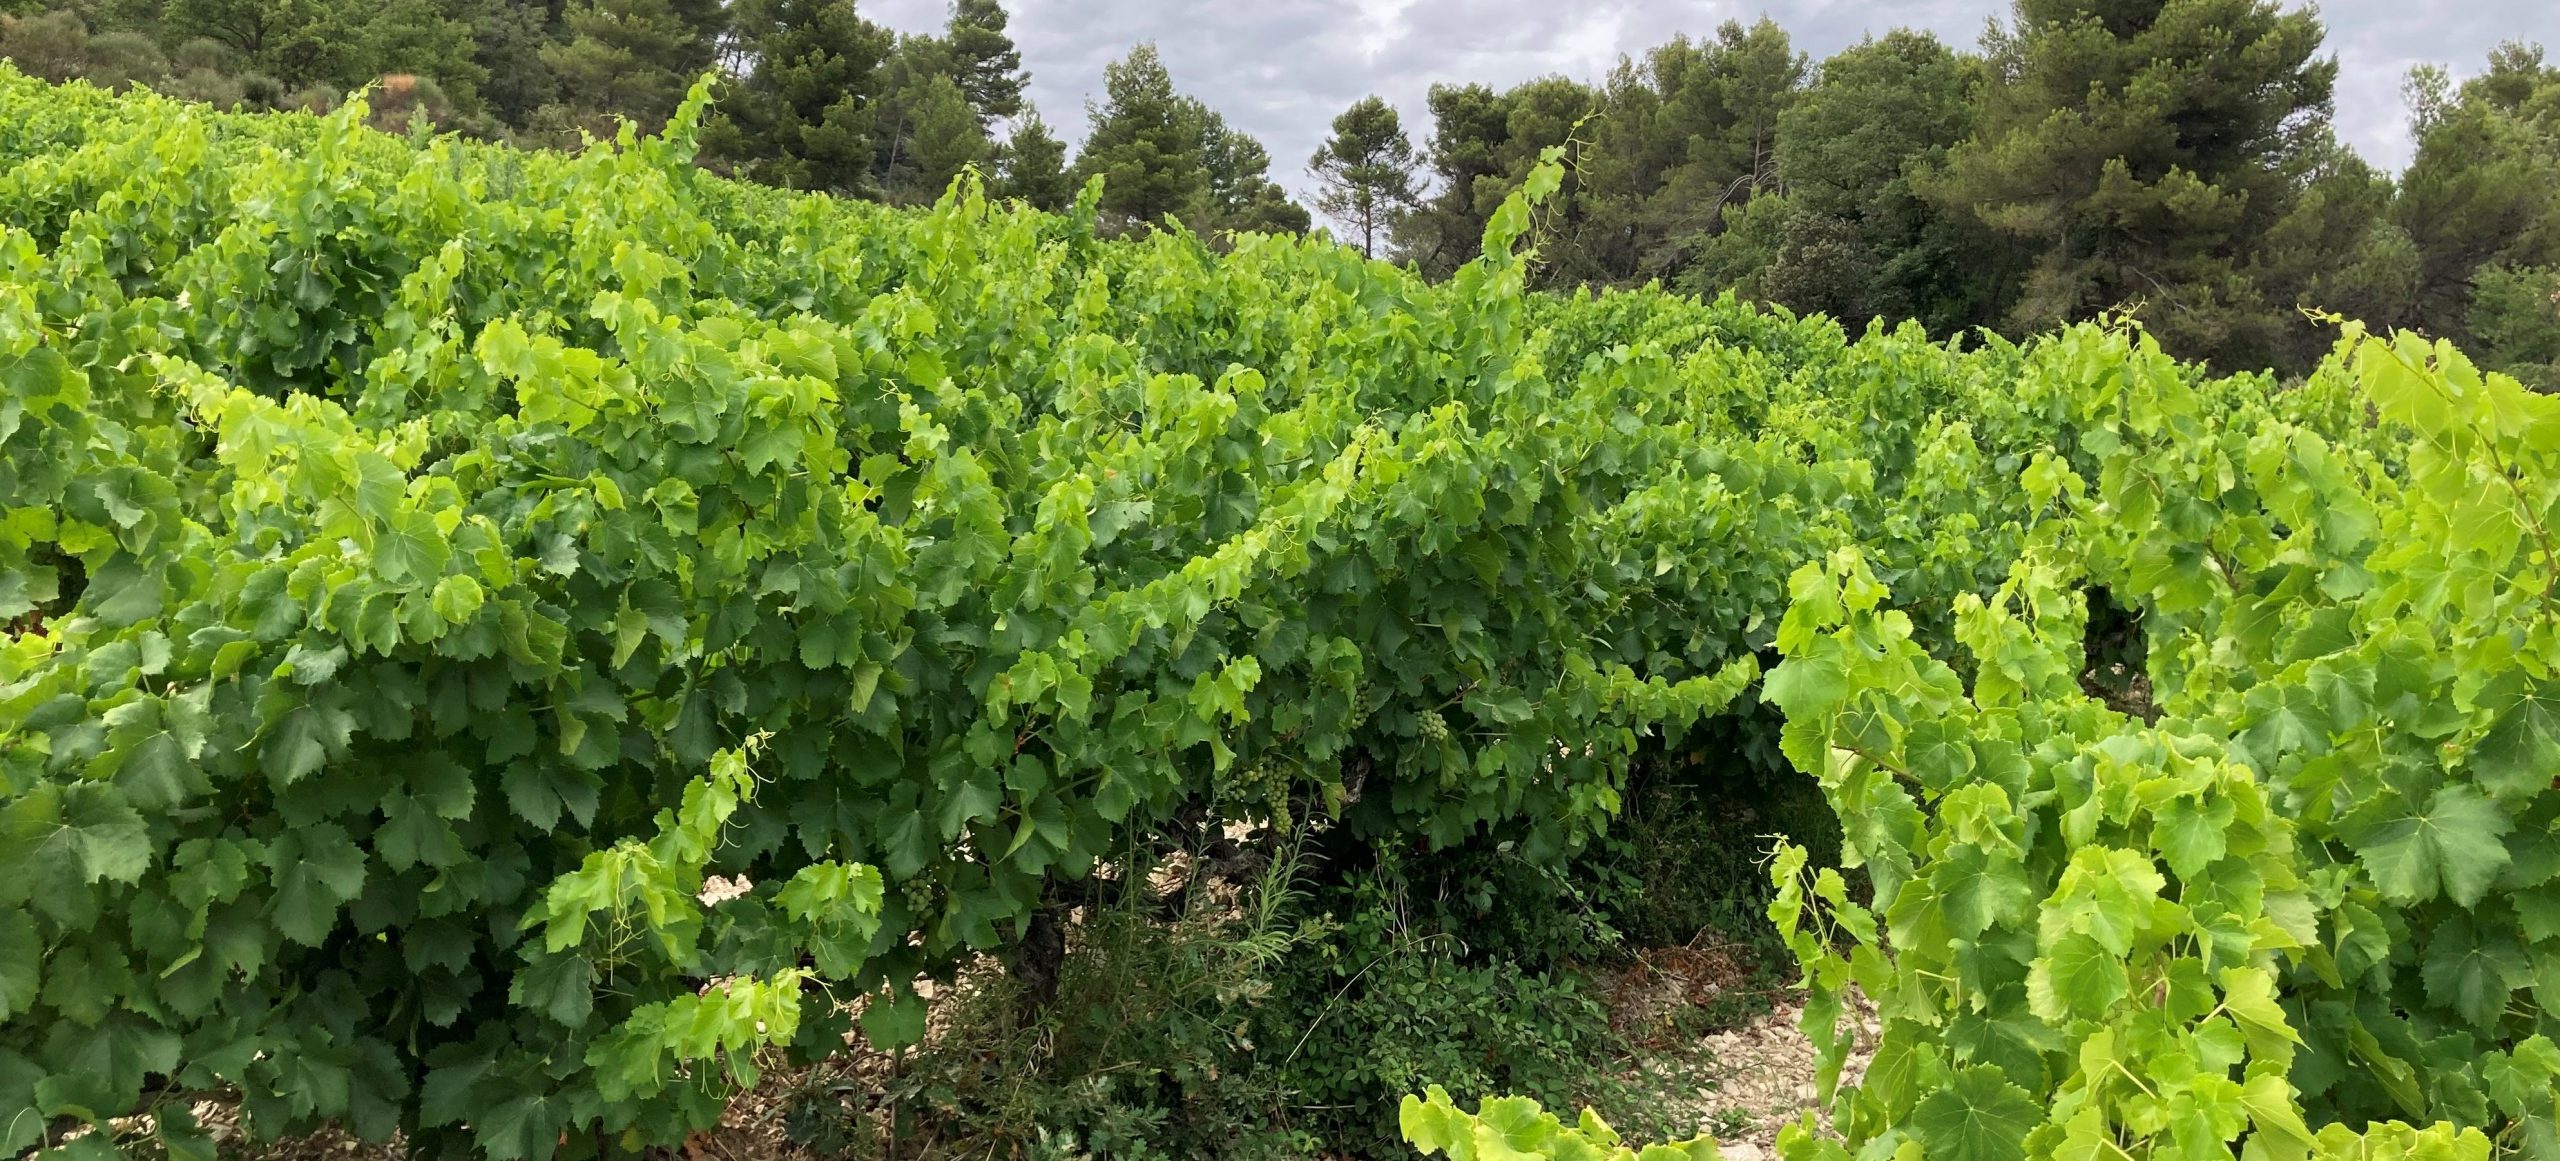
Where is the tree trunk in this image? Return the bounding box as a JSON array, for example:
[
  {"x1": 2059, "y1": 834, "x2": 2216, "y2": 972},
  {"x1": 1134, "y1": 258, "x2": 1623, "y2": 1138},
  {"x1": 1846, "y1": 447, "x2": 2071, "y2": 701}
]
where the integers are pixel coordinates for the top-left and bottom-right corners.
[{"x1": 1011, "y1": 900, "x2": 1066, "y2": 1028}]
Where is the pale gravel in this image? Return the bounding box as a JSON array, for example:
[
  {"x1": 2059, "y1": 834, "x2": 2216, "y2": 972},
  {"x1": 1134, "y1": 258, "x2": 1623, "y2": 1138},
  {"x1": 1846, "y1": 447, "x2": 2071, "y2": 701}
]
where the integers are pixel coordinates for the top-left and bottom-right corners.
[{"x1": 1675, "y1": 990, "x2": 1880, "y2": 1155}]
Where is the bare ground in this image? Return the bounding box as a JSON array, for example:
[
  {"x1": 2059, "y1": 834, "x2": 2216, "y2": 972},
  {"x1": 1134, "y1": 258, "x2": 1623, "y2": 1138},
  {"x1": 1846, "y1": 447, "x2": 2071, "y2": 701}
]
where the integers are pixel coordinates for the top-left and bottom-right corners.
[{"x1": 1591, "y1": 943, "x2": 1880, "y2": 1157}]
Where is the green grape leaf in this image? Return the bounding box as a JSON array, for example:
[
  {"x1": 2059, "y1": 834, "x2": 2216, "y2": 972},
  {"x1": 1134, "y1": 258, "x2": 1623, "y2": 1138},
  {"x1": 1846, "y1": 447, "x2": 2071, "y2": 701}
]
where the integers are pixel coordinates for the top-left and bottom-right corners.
[
  {"x1": 260, "y1": 704, "x2": 349, "y2": 788},
  {"x1": 2473, "y1": 680, "x2": 2560, "y2": 800},
  {"x1": 509, "y1": 952, "x2": 595, "y2": 1029},
  {"x1": 2045, "y1": 848, "x2": 2164, "y2": 957},
  {"x1": 2153, "y1": 793, "x2": 2234, "y2": 879},
  {"x1": 1401, "y1": 1090, "x2": 1463, "y2": 1156},
  {"x1": 861, "y1": 990, "x2": 927, "y2": 1051},
  {"x1": 475, "y1": 1090, "x2": 567, "y2": 1161},
  {"x1": 373, "y1": 508, "x2": 449, "y2": 586},
  {"x1": 2219, "y1": 965, "x2": 2303, "y2": 1056},
  {"x1": 0, "y1": 782, "x2": 150, "y2": 895},
  {"x1": 2028, "y1": 932, "x2": 2128, "y2": 1021},
  {"x1": 431, "y1": 574, "x2": 485, "y2": 624},
  {"x1": 0, "y1": 910, "x2": 36, "y2": 1022},
  {"x1": 418, "y1": 1057, "x2": 491, "y2": 1128},
  {"x1": 2484, "y1": 1036, "x2": 2560, "y2": 1118},
  {"x1": 2419, "y1": 918, "x2": 2532, "y2": 1028},
  {"x1": 1932, "y1": 844, "x2": 2035, "y2": 938},
  {"x1": 268, "y1": 824, "x2": 369, "y2": 945},
  {"x1": 54, "y1": 1011, "x2": 181, "y2": 1103},
  {"x1": 81, "y1": 553, "x2": 164, "y2": 627},
  {"x1": 99, "y1": 697, "x2": 209, "y2": 811},
  {"x1": 2242, "y1": 681, "x2": 2328, "y2": 761},
  {"x1": 1912, "y1": 1065, "x2": 2039, "y2": 1161},
  {"x1": 1906, "y1": 719, "x2": 1978, "y2": 794},
  {"x1": 1762, "y1": 649, "x2": 1850, "y2": 718},
  {"x1": 937, "y1": 775, "x2": 1001, "y2": 839},
  {"x1": 2350, "y1": 784, "x2": 2513, "y2": 906},
  {"x1": 2238, "y1": 1073, "x2": 2317, "y2": 1152}
]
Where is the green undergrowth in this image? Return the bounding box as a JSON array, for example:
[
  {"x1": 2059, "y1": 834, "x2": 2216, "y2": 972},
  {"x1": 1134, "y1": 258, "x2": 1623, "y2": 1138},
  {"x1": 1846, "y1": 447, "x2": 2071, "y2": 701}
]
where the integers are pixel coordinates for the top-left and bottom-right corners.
[{"x1": 771, "y1": 772, "x2": 1824, "y2": 1161}]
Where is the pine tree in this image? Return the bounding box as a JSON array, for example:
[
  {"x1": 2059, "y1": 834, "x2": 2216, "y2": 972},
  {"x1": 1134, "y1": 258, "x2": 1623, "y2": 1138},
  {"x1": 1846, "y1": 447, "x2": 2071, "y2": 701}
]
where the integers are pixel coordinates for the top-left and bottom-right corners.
[
  {"x1": 701, "y1": 0, "x2": 891, "y2": 193},
  {"x1": 2397, "y1": 45, "x2": 2560, "y2": 348},
  {"x1": 1192, "y1": 103, "x2": 1306, "y2": 235},
  {"x1": 941, "y1": 0, "x2": 1019, "y2": 124},
  {"x1": 1473, "y1": 76, "x2": 1596, "y2": 280},
  {"x1": 340, "y1": 0, "x2": 486, "y2": 109},
  {"x1": 1928, "y1": 0, "x2": 2339, "y2": 369},
  {"x1": 161, "y1": 0, "x2": 341, "y2": 81},
  {"x1": 882, "y1": 70, "x2": 986, "y2": 201},
  {"x1": 467, "y1": 0, "x2": 558, "y2": 126},
  {"x1": 996, "y1": 107, "x2": 1071, "y2": 210},
  {"x1": 2469, "y1": 264, "x2": 2560, "y2": 387},
  {"x1": 2253, "y1": 139, "x2": 2419, "y2": 368},
  {"x1": 1685, "y1": 30, "x2": 1988, "y2": 332},
  {"x1": 540, "y1": 0, "x2": 721, "y2": 130},
  {"x1": 1073, "y1": 42, "x2": 1204, "y2": 226},
  {"x1": 1631, "y1": 19, "x2": 1807, "y2": 258},
  {"x1": 866, "y1": 33, "x2": 990, "y2": 202},
  {"x1": 1392, "y1": 82, "x2": 1512, "y2": 277},
  {"x1": 1309, "y1": 95, "x2": 1417, "y2": 258}
]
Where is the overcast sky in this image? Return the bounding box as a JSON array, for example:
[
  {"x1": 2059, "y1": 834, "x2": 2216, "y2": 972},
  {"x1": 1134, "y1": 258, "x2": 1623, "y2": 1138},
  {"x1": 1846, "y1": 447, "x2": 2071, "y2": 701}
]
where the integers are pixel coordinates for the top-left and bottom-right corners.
[{"x1": 865, "y1": 0, "x2": 2558, "y2": 202}]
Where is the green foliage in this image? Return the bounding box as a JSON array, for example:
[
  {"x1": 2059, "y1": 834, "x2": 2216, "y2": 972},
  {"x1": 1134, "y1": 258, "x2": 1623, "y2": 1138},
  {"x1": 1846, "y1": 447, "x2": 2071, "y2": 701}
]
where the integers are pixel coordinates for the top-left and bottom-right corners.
[
  {"x1": 850, "y1": 833, "x2": 1700, "y2": 1161},
  {"x1": 1412, "y1": 233, "x2": 2560, "y2": 1161},
  {"x1": 1070, "y1": 41, "x2": 1309, "y2": 236},
  {"x1": 1390, "y1": 81, "x2": 1512, "y2": 278},
  {"x1": 1928, "y1": 0, "x2": 2347, "y2": 371},
  {"x1": 12, "y1": 0, "x2": 2550, "y2": 391},
  {"x1": 1683, "y1": 30, "x2": 1988, "y2": 335},
  {"x1": 1074, "y1": 42, "x2": 1207, "y2": 226},
  {"x1": 1253, "y1": 852, "x2": 1650, "y2": 1158},
  {"x1": 872, "y1": 55, "x2": 990, "y2": 205},
  {"x1": 1372, "y1": 8, "x2": 2547, "y2": 381},
  {"x1": 804, "y1": 832, "x2": 1332, "y2": 1160},
  {"x1": 1577, "y1": 19, "x2": 1805, "y2": 287},
  {"x1": 1574, "y1": 717, "x2": 1840, "y2": 991},
  {"x1": 538, "y1": 0, "x2": 719, "y2": 132},
  {"x1": 700, "y1": 0, "x2": 890, "y2": 195},
  {"x1": 0, "y1": 8, "x2": 89, "y2": 80},
  {"x1": 995, "y1": 108, "x2": 1072, "y2": 211},
  {"x1": 18, "y1": 38, "x2": 2560, "y2": 1160},
  {"x1": 2468, "y1": 264, "x2": 2560, "y2": 387},
  {"x1": 0, "y1": 73, "x2": 2096, "y2": 1158},
  {"x1": 1311, "y1": 94, "x2": 1420, "y2": 259},
  {"x1": 940, "y1": 0, "x2": 1021, "y2": 125},
  {"x1": 1403, "y1": 1086, "x2": 1724, "y2": 1161},
  {"x1": 1192, "y1": 101, "x2": 1307, "y2": 237},
  {"x1": 1745, "y1": 323, "x2": 2560, "y2": 1161},
  {"x1": 2399, "y1": 46, "x2": 2560, "y2": 356}
]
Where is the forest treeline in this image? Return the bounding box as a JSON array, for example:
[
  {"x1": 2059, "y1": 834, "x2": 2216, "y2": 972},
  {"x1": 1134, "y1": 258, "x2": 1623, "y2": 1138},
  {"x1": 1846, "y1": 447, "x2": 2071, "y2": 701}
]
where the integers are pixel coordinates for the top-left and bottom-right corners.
[{"x1": 1, "y1": 0, "x2": 2553, "y2": 380}]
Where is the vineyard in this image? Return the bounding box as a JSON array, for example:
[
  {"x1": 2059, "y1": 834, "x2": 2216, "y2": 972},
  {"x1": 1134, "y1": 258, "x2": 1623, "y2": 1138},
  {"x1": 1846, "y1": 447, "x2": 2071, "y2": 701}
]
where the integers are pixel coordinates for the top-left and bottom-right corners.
[{"x1": 1, "y1": 62, "x2": 2556, "y2": 1161}]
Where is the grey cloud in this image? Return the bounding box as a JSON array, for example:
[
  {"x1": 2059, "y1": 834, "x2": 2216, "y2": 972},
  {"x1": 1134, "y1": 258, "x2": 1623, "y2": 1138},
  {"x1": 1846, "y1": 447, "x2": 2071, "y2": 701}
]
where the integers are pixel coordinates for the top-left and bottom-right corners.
[{"x1": 864, "y1": 0, "x2": 2558, "y2": 202}]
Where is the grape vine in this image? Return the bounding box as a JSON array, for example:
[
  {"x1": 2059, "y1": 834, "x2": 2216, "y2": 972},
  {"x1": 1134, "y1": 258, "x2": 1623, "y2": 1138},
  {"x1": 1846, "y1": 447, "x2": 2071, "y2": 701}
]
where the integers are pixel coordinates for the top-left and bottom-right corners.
[
  {"x1": 0, "y1": 68, "x2": 2097, "y2": 1158},
  {"x1": 9, "y1": 60, "x2": 2538, "y2": 1161}
]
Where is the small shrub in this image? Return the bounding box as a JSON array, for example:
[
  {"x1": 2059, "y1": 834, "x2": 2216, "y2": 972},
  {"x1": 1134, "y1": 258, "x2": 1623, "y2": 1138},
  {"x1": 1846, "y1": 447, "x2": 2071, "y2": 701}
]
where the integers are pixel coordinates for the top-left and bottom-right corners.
[
  {"x1": 167, "y1": 35, "x2": 230, "y2": 73},
  {"x1": 78, "y1": 28, "x2": 160, "y2": 88},
  {"x1": 156, "y1": 63, "x2": 243, "y2": 107},
  {"x1": 0, "y1": 8, "x2": 88, "y2": 82}
]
